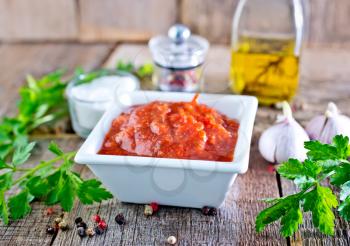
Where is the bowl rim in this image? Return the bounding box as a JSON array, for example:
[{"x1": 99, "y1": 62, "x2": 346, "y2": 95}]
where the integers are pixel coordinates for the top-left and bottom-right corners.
[{"x1": 75, "y1": 91, "x2": 258, "y2": 174}]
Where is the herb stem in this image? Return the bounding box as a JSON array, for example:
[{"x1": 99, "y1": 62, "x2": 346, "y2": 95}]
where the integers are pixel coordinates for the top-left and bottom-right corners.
[{"x1": 12, "y1": 151, "x2": 76, "y2": 186}]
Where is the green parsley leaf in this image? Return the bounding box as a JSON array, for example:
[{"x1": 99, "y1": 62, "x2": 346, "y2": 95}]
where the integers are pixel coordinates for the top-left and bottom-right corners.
[
  {"x1": 0, "y1": 190, "x2": 9, "y2": 225},
  {"x1": 340, "y1": 181, "x2": 350, "y2": 201},
  {"x1": 45, "y1": 170, "x2": 63, "y2": 205},
  {"x1": 26, "y1": 176, "x2": 50, "y2": 198},
  {"x1": 338, "y1": 197, "x2": 350, "y2": 221},
  {"x1": 332, "y1": 135, "x2": 349, "y2": 158},
  {"x1": 278, "y1": 159, "x2": 304, "y2": 179},
  {"x1": 303, "y1": 185, "x2": 338, "y2": 235},
  {"x1": 48, "y1": 141, "x2": 63, "y2": 156},
  {"x1": 8, "y1": 190, "x2": 31, "y2": 220},
  {"x1": 294, "y1": 176, "x2": 316, "y2": 190},
  {"x1": 305, "y1": 135, "x2": 349, "y2": 161},
  {"x1": 11, "y1": 142, "x2": 35, "y2": 166},
  {"x1": 77, "y1": 179, "x2": 113, "y2": 205},
  {"x1": 136, "y1": 63, "x2": 154, "y2": 77},
  {"x1": 116, "y1": 60, "x2": 134, "y2": 73},
  {"x1": 280, "y1": 206, "x2": 303, "y2": 237},
  {"x1": 305, "y1": 141, "x2": 339, "y2": 161},
  {"x1": 0, "y1": 172, "x2": 12, "y2": 190},
  {"x1": 57, "y1": 173, "x2": 77, "y2": 211},
  {"x1": 45, "y1": 170, "x2": 78, "y2": 211},
  {"x1": 256, "y1": 193, "x2": 301, "y2": 233},
  {"x1": 278, "y1": 159, "x2": 321, "y2": 182},
  {"x1": 330, "y1": 163, "x2": 350, "y2": 187},
  {"x1": 0, "y1": 158, "x2": 8, "y2": 169}
]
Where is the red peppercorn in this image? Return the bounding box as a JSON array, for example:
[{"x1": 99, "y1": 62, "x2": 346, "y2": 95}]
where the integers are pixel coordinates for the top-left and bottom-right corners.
[
  {"x1": 92, "y1": 214, "x2": 101, "y2": 223},
  {"x1": 267, "y1": 164, "x2": 276, "y2": 174},
  {"x1": 46, "y1": 207, "x2": 54, "y2": 215},
  {"x1": 98, "y1": 220, "x2": 108, "y2": 230},
  {"x1": 150, "y1": 202, "x2": 159, "y2": 213}
]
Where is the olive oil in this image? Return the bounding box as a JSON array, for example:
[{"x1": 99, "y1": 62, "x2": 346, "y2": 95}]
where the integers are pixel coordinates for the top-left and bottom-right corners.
[{"x1": 230, "y1": 36, "x2": 299, "y2": 105}]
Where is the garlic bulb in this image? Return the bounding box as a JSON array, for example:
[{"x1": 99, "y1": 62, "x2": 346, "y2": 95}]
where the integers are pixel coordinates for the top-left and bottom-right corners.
[
  {"x1": 306, "y1": 102, "x2": 350, "y2": 144},
  {"x1": 259, "y1": 102, "x2": 309, "y2": 163}
]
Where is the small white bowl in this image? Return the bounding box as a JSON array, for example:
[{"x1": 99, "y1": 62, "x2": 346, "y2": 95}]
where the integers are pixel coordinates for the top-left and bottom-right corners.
[{"x1": 75, "y1": 91, "x2": 258, "y2": 208}]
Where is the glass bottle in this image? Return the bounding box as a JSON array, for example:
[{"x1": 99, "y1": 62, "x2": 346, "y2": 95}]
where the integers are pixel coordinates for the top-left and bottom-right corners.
[{"x1": 230, "y1": 0, "x2": 304, "y2": 105}]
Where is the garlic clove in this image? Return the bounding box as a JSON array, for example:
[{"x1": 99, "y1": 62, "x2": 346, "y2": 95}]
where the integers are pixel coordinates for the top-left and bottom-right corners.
[
  {"x1": 259, "y1": 102, "x2": 309, "y2": 164},
  {"x1": 306, "y1": 115, "x2": 326, "y2": 140},
  {"x1": 306, "y1": 102, "x2": 350, "y2": 144},
  {"x1": 274, "y1": 119, "x2": 309, "y2": 163}
]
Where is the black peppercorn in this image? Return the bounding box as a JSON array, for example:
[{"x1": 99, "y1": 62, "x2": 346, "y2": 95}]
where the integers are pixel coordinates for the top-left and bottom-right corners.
[
  {"x1": 202, "y1": 206, "x2": 217, "y2": 216},
  {"x1": 201, "y1": 206, "x2": 210, "y2": 215},
  {"x1": 76, "y1": 221, "x2": 87, "y2": 229},
  {"x1": 115, "y1": 213, "x2": 126, "y2": 225},
  {"x1": 46, "y1": 226, "x2": 56, "y2": 235},
  {"x1": 74, "y1": 217, "x2": 83, "y2": 224},
  {"x1": 94, "y1": 226, "x2": 104, "y2": 235},
  {"x1": 77, "y1": 227, "x2": 86, "y2": 237},
  {"x1": 208, "y1": 207, "x2": 217, "y2": 216}
]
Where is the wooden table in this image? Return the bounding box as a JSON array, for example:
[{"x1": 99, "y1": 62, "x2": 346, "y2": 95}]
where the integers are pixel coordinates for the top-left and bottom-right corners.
[{"x1": 0, "y1": 42, "x2": 349, "y2": 245}]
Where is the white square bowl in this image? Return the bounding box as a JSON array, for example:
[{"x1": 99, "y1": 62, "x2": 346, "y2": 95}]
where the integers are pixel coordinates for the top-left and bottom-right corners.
[{"x1": 75, "y1": 91, "x2": 258, "y2": 208}]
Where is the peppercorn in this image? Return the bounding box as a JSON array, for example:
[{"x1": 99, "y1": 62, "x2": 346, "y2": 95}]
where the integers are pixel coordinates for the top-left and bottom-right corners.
[
  {"x1": 58, "y1": 220, "x2": 69, "y2": 231},
  {"x1": 74, "y1": 217, "x2": 83, "y2": 224},
  {"x1": 54, "y1": 217, "x2": 62, "y2": 225},
  {"x1": 144, "y1": 205, "x2": 153, "y2": 216},
  {"x1": 201, "y1": 206, "x2": 210, "y2": 215},
  {"x1": 208, "y1": 207, "x2": 217, "y2": 216},
  {"x1": 150, "y1": 202, "x2": 159, "y2": 213},
  {"x1": 94, "y1": 226, "x2": 104, "y2": 235},
  {"x1": 92, "y1": 214, "x2": 101, "y2": 223},
  {"x1": 46, "y1": 207, "x2": 54, "y2": 216},
  {"x1": 167, "y1": 236, "x2": 177, "y2": 245},
  {"x1": 86, "y1": 227, "x2": 95, "y2": 237},
  {"x1": 77, "y1": 227, "x2": 86, "y2": 237},
  {"x1": 98, "y1": 220, "x2": 108, "y2": 230},
  {"x1": 201, "y1": 206, "x2": 217, "y2": 216},
  {"x1": 46, "y1": 226, "x2": 56, "y2": 235},
  {"x1": 76, "y1": 221, "x2": 87, "y2": 229},
  {"x1": 115, "y1": 213, "x2": 126, "y2": 225}
]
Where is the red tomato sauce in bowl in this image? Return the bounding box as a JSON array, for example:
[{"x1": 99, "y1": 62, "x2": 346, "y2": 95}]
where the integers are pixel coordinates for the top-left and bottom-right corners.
[{"x1": 98, "y1": 95, "x2": 239, "y2": 162}]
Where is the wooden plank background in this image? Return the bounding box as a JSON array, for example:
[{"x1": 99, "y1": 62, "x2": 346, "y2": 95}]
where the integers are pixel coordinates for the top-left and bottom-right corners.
[{"x1": 0, "y1": 0, "x2": 350, "y2": 45}]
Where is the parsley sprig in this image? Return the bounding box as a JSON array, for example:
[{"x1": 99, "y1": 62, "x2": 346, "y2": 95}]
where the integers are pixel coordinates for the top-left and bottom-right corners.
[
  {"x1": 0, "y1": 141, "x2": 112, "y2": 225},
  {"x1": 0, "y1": 62, "x2": 154, "y2": 225},
  {"x1": 0, "y1": 71, "x2": 68, "y2": 160},
  {"x1": 256, "y1": 135, "x2": 350, "y2": 237}
]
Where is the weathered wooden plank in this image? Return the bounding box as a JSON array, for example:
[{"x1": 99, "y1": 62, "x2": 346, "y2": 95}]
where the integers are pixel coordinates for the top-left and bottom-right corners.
[
  {"x1": 308, "y1": 0, "x2": 350, "y2": 43},
  {"x1": 181, "y1": 0, "x2": 238, "y2": 44},
  {"x1": 0, "y1": 0, "x2": 78, "y2": 41},
  {"x1": 0, "y1": 43, "x2": 115, "y2": 117},
  {"x1": 79, "y1": 0, "x2": 177, "y2": 42}
]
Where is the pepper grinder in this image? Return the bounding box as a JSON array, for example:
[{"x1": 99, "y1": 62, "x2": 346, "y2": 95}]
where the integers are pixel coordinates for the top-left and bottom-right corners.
[{"x1": 149, "y1": 24, "x2": 209, "y2": 92}]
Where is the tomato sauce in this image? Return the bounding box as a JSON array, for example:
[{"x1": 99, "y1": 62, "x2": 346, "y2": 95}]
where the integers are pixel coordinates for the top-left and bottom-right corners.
[{"x1": 98, "y1": 95, "x2": 239, "y2": 162}]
